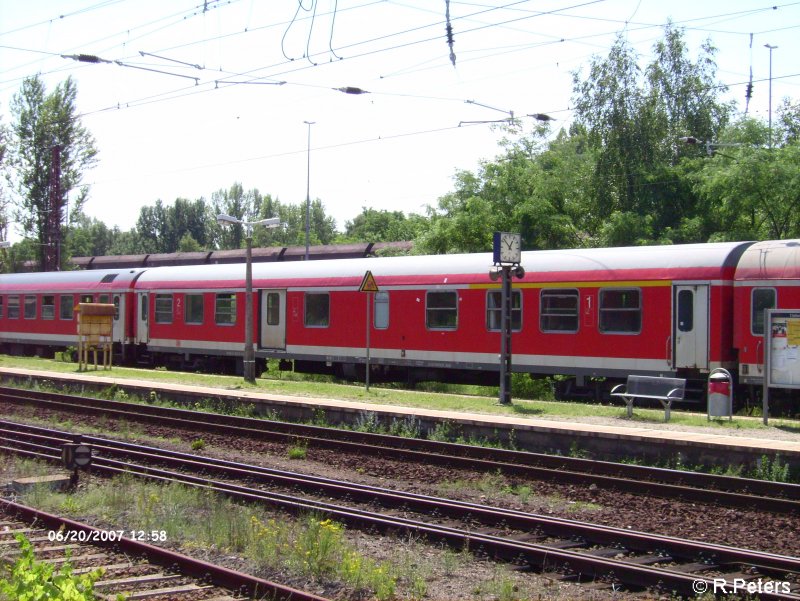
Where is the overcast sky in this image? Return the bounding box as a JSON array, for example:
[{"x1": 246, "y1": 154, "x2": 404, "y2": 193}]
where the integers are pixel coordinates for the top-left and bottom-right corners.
[{"x1": 1, "y1": 1, "x2": 798, "y2": 240}]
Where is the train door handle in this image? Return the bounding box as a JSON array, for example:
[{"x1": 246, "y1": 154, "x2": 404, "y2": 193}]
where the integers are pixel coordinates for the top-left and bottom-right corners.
[{"x1": 666, "y1": 335, "x2": 672, "y2": 365}]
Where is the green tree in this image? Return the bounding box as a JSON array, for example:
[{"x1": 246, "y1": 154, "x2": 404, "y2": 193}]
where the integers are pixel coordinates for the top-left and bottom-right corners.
[
  {"x1": 0, "y1": 112, "x2": 8, "y2": 247},
  {"x1": 107, "y1": 229, "x2": 146, "y2": 255},
  {"x1": 252, "y1": 197, "x2": 336, "y2": 248},
  {"x1": 8, "y1": 74, "x2": 98, "y2": 269},
  {"x1": 177, "y1": 232, "x2": 202, "y2": 252},
  {"x1": 777, "y1": 98, "x2": 800, "y2": 145},
  {"x1": 342, "y1": 207, "x2": 425, "y2": 242},
  {"x1": 170, "y1": 198, "x2": 207, "y2": 250},
  {"x1": 208, "y1": 183, "x2": 261, "y2": 249},
  {"x1": 416, "y1": 121, "x2": 593, "y2": 253},
  {"x1": 505, "y1": 125, "x2": 595, "y2": 249},
  {"x1": 66, "y1": 213, "x2": 116, "y2": 258},
  {"x1": 691, "y1": 119, "x2": 800, "y2": 240},
  {"x1": 572, "y1": 24, "x2": 731, "y2": 245},
  {"x1": 135, "y1": 199, "x2": 169, "y2": 253},
  {"x1": 134, "y1": 197, "x2": 208, "y2": 253},
  {"x1": 416, "y1": 170, "x2": 495, "y2": 254}
]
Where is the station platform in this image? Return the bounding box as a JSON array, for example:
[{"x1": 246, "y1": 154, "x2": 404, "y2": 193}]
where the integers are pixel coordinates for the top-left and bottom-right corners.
[{"x1": 2, "y1": 366, "x2": 800, "y2": 472}]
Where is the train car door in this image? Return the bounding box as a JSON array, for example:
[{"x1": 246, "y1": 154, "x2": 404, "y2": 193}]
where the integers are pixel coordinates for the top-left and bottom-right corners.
[
  {"x1": 112, "y1": 294, "x2": 124, "y2": 342},
  {"x1": 673, "y1": 284, "x2": 709, "y2": 369},
  {"x1": 136, "y1": 292, "x2": 149, "y2": 344},
  {"x1": 260, "y1": 289, "x2": 286, "y2": 349}
]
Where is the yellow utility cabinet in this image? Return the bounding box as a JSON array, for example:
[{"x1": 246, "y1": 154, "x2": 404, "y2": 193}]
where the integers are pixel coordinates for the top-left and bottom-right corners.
[{"x1": 75, "y1": 303, "x2": 114, "y2": 371}]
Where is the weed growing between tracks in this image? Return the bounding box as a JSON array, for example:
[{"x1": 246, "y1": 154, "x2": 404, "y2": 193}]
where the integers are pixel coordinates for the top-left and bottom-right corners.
[
  {"x1": 18, "y1": 473, "x2": 407, "y2": 600},
  {"x1": 435, "y1": 471, "x2": 604, "y2": 515},
  {"x1": 6, "y1": 459, "x2": 576, "y2": 601},
  {"x1": 4, "y1": 377, "x2": 800, "y2": 484},
  {"x1": 0, "y1": 534, "x2": 115, "y2": 601}
]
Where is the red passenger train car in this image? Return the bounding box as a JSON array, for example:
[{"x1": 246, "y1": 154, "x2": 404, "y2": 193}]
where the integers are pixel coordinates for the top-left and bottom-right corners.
[
  {"x1": 2, "y1": 240, "x2": 800, "y2": 402},
  {"x1": 734, "y1": 240, "x2": 800, "y2": 389},
  {"x1": 0, "y1": 269, "x2": 145, "y2": 361},
  {"x1": 129, "y1": 241, "x2": 750, "y2": 388}
]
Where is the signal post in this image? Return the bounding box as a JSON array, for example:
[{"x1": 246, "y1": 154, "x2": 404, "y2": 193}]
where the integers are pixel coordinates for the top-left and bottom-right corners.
[
  {"x1": 491, "y1": 232, "x2": 525, "y2": 405},
  {"x1": 360, "y1": 270, "x2": 380, "y2": 392}
]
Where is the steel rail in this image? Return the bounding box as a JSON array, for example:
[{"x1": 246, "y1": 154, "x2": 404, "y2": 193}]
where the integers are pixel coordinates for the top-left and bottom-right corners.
[
  {"x1": 0, "y1": 498, "x2": 330, "y2": 601},
  {"x1": 3, "y1": 419, "x2": 800, "y2": 574},
  {"x1": 1, "y1": 421, "x2": 799, "y2": 600},
  {"x1": 1, "y1": 385, "x2": 799, "y2": 512},
  {"x1": 7, "y1": 444, "x2": 800, "y2": 600}
]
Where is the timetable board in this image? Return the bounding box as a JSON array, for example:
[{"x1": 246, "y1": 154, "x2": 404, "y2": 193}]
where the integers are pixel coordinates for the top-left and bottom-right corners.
[{"x1": 766, "y1": 310, "x2": 800, "y2": 389}]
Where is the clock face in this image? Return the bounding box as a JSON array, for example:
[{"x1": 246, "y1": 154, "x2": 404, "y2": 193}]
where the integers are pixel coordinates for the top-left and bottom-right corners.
[{"x1": 499, "y1": 233, "x2": 521, "y2": 263}]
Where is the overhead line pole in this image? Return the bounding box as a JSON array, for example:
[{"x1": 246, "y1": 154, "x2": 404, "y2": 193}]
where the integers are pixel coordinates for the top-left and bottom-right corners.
[
  {"x1": 764, "y1": 44, "x2": 778, "y2": 149},
  {"x1": 304, "y1": 121, "x2": 315, "y2": 261}
]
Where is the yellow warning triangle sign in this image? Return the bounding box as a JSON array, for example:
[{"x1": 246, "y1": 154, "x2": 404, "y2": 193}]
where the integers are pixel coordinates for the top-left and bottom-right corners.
[{"x1": 359, "y1": 270, "x2": 379, "y2": 293}]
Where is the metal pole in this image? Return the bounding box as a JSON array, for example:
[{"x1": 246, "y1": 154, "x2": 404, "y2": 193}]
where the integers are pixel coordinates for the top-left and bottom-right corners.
[
  {"x1": 47, "y1": 145, "x2": 62, "y2": 271},
  {"x1": 304, "y1": 121, "x2": 314, "y2": 261},
  {"x1": 365, "y1": 292, "x2": 371, "y2": 392},
  {"x1": 763, "y1": 308, "x2": 771, "y2": 425},
  {"x1": 765, "y1": 44, "x2": 777, "y2": 149},
  {"x1": 244, "y1": 230, "x2": 255, "y2": 383},
  {"x1": 499, "y1": 266, "x2": 512, "y2": 405}
]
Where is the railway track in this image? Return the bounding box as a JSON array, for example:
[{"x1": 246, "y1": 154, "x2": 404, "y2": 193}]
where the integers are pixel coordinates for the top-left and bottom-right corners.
[
  {"x1": 2, "y1": 419, "x2": 800, "y2": 600},
  {"x1": 1, "y1": 385, "x2": 799, "y2": 514},
  {"x1": 0, "y1": 497, "x2": 328, "y2": 601}
]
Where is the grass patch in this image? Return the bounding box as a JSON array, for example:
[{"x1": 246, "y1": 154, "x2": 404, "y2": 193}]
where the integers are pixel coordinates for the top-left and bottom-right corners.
[
  {"x1": 18, "y1": 472, "x2": 400, "y2": 599},
  {"x1": 287, "y1": 442, "x2": 308, "y2": 460},
  {"x1": 4, "y1": 354, "x2": 800, "y2": 432}
]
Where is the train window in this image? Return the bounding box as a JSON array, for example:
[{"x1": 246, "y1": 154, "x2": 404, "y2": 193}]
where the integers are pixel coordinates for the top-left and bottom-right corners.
[
  {"x1": 113, "y1": 296, "x2": 120, "y2": 320},
  {"x1": 752, "y1": 288, "x2": 776, "y2": 335},
  {"x1": 266, "y1": 293, "x2": 281, "y2": 326},
  {"x1": 185, "y1": 294, "x2": 204, "y2": 325},
  {"x1": 7, "y1": 296, "x2": 19, "y2": 319},
  {"x1": 215, "y1": 293, "x2": 237, "y2": 325},
  {"x1": 24, "y1": 295, "x2": 36, "y2": 319},
  {"x1": 99, "y1": 294, "x2": 110, "y2": 304},
  {"x1": 0, "y1": 296, "x2": 3, "y2": 319},
  {"x1": 154, "y1": 294, "x2": 173, "y2": 324},
  {"x1": 599, "y1": 288, "x2": 641, "y2": 334},
  {"x1": 540, "y1": 289, "x2": 578, "y2": 333},
  {"x1": 374, "y1": 291, "x2": 390, "y2": 329},
  {"x1": 487, "y1": 290, "x2": 522, "y2": 331},
  {"x1": 426, "y1": 291, "x2": 458, "y2": 330},
  {"x1": 60, "y1": 295, "x2": 74, "y2": 320},
  {"x1": 304, "y1": 293, "x2": 330, "y2": 328},
  {"x1": 677, "y1": 290, "x2": 694, "y2": 332},
  {"x1": 81, "y1": 294, "x2": 93, "y2": 304},
  {"x1": 42, "y1": 296, "x2": 55, "y2": 320}
]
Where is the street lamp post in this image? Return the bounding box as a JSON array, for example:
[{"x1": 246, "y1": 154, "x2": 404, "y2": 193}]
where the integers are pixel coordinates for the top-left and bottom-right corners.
[
  {"x1": 678, "y1": 136, "x2": 746, "y2": 157},
  {"x1": 764, "y1": 44, "x2": 778, "y2": 149},
  {"x1": 217, "y1": 214, "x2": 281, "y2": 383},
  {"x1": 303, "y1": 121, "x2": 315, "y2": 261}
]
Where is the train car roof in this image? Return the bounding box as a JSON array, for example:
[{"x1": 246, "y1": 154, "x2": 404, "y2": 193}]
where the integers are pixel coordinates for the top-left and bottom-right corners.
[
  {"x1": 734, "y1": 239, "x2": 800, "y2": 281},
  {"x1": 0, "y1": 268, "x2": 147, "y2": 292},
  {"x1": 134, "y1": 241, "x2": 754, "y2": 290}
]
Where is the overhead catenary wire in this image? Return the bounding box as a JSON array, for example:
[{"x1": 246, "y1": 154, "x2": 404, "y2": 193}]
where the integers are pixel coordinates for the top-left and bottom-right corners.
[
  {"x1": 3, "y1": 1, "x2": 795, "y2": 101},
  {"x1": 61, "y1": 52, "x2": 200, "y2": 84},
  {"x1": 2, "y1": 0, "x2": 797, "y2": 213}
]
